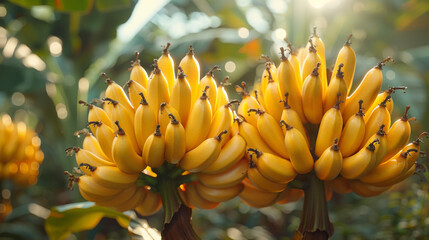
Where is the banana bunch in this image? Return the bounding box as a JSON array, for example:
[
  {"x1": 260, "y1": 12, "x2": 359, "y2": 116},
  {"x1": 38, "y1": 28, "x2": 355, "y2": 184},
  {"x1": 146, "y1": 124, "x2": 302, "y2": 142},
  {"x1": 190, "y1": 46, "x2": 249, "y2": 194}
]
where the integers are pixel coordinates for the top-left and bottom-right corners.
[
  {"x1": 0, "y1": 113, "x2": 44, "y2": 187},
  {"x1": 66, "y1": 44, "x2": 248, "y2": 213},
  {"x1": 235, "y1": 28, "x2": 425, "y2": 204}
]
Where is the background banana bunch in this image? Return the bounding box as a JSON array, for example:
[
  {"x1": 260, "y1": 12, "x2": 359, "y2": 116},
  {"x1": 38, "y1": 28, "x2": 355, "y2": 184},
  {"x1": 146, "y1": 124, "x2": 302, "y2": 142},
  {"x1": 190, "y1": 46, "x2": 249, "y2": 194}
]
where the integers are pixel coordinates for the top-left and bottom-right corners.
[
  {"x1": 66, "y1": 44, "x2": 248, "y2": 214},
  {"x1": 0, "y1": 113, "x2": 44, "y2": 187},
  {"x1": 234, "y1": 27, "x2": 426, "y2": 207}
]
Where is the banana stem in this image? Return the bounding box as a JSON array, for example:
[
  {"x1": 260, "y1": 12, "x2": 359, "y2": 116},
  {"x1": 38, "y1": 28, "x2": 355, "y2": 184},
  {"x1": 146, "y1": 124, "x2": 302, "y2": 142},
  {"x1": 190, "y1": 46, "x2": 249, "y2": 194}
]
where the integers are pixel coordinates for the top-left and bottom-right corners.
[
  {"x1": 297, "y1": 172, "x2": 333, "y2": 240},
  {"x1": 158, "y1": 177, "x2": 200, "y2": 240}
]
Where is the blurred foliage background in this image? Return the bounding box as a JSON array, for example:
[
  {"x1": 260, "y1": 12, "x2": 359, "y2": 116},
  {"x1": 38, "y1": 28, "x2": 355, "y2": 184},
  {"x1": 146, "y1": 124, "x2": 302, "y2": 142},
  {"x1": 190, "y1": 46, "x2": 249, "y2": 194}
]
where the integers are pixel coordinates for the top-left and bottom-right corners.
[{"x1": 0, "y1": 0, "x2": 428, "y2": 239}]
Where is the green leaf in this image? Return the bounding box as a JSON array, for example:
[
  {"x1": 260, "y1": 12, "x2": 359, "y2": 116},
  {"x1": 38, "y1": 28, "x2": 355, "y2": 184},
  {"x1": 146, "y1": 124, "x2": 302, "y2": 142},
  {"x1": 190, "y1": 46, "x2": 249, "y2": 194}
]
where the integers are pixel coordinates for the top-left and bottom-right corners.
[
  {"x1": 7, "y1": 0, "x2": 91, "y2": 12},
  {"x1": 95, "y1": 0, "x2": 130, "y2": 12},
  {"x1": 45, "y1": 202, "x2": 131, "y2": 240}
]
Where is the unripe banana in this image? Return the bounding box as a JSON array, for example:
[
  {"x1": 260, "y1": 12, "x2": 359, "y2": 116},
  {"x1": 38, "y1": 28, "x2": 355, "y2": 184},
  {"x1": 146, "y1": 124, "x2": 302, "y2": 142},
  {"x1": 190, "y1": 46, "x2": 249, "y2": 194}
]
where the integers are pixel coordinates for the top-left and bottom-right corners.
[
  {"x1": 239, "y1": 178, "x2": 279, "y2": 208},
  {"x1": 247, "y1": 165, "x2": 287, "y2": 192},
  {"x1": 164, "y1": 114, "x2": 186, "y2": 164},
  {"x1": 134, "y1": 93, "x2": 157, "y2": 151},
  {"x1": 331, "y1": 35, "x2": 356, "y2": 95},
  {"x1": 125, "y1": 80, "x2": 147, "y2": 110},
  {"x1": 81, "y1": 164, "x2": 139, "y2": 189},
  {"x1": 338, "y1": 100, "x2": 365, "y2": 157},
  {"x1": 103, "y1": 74, "x2": 134, "y2": 113},
  {"x1": 343, "y1": 57, "x2": 392, "y2": 122},
  {"x1": 302, "y1": 63, "x2": 324, "y2": 124},
  {"x1": 185, "y1": 182, "x2": 219, "y2": 209},
  {"x1": 79, "y1": 100, "x2": 113, "y2": 132},
  {"x1": 214, "y1": 77, "x2": 230, "y2": 112},
  {"x1": 315, "y1": 94, "x2": 343, "y2": 157},
  {"x1": 180, "y1": 131, "x2": 226, "y2": 172},
  {"x1": 143, "y1": 125, "x2": 165, "y2": 169},
  {"x1": 112, "y1": 121, "x2": 146, "y2": 174},
  {"x1": 236, "y1": 82, "x2": 260, "y2": 127},
  {"x1": 324, "y1": 64, "x2": 347, "y2": 113},
  {"x1": 179, "y1": 45, "x2": 200, "y2": 105},
  {"x1": 249, "y1": 109, "x2": 289, "y2": 158},
  {"x1": 197, "y1": 158, "x2": 248, "y2": 189},
  {"x1": 198, "y1": 66, "x2": 220, "y2": 111},
  {"x1": 135, "y1": 189, "x2": 162, "y2": 216},
  {"x1": 130, "y1": 52, "x2": 149, "y2": 88},
  {"x1": 263, "y1": 70, "x2": 283, "y2": 122},
  {"x1": 195, "y1": 181, "x2": 243, "y2": 202},
  {"x1": 348, "y1": 180, "x2": 390, "y2": 197},
  {"x1": 248, "y1": 148, "x2": 296, "y2": 184},
  {"x1": 185, "y1": 90, "x2": 212, "y2": 151},
  {"x1": 341, "y1": 139, "x2": 379, "y2": 179},
  {"x1": 315, "y1": 139, "x2": 343, "y2": 181},
  {"x1": 280, "y1": 93, "x2": 308, "y2": 143},
  {"x1": 366, "y1": 87, "x2": 406, "y2": 115},
  {"x1": 277, "y1": 47, "x2": 306, "y2": 123},
  {"x1": 158, "y1": 43, "x2": 175, "y2": 93},
  {"x1": 158, "y1": 102, "x2": 181, "y2": 136},
  {"x1": 170, "y1": 67, "x2": 192, "y2": 127},
  {"x1": 327, "y1": 177, "x2": 351, "y2": 194},
  {"x1": 282, "y1": 122, "x2": 313, "y2": 174}
]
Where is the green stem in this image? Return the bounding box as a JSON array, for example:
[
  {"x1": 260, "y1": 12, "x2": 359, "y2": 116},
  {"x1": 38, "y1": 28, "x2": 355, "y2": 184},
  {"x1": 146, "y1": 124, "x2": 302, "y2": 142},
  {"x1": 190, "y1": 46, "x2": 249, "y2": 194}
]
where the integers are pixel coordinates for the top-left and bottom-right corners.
[{"x1": 297, "y1": 173, "x2": 333, "y2": 240}]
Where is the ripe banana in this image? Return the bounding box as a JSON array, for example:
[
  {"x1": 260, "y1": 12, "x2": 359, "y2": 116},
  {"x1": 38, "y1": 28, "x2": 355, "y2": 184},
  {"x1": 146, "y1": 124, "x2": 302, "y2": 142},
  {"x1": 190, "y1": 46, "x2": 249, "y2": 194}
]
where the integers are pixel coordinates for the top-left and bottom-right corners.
[
  {"x1": 366, "y1": 87, "x2": 406, "y2": 115},
  {"x1": 185, "y1": 182, "x2": 219, "y2": 209},
  {"x1": 207, "y1": 101, "x2": 236, "y2": 140},
  {"x1": 282, "y1": 122, "x2": 313, "y2": 174},
  {"x1": 248, "y1": 148, "x2": 296, "y2": 183},
  {"x1": 362, "y1": 96, "x2": 391, "y2": 145},
  {"x1": 69, "y1": 147, "x2": 114, "y2": 173},
  {"x1": 214, "y1": 76, "x2": 230, "y2": 112},
  {"x1": 125, "y1": 80, "x2": 147, "y2": 110},
  {"x1": 114, "y1": 186, "x2": 147, "y2": 212},
  {"x1": 280, "y1": 93, "x2": 308, "y2": 143},
  {"x1": 103, "y1": 73, "x2": 134, "y2": 113},
  {"x1": 263, "y1": 70, "x2": 284, "y2": 122},
  {"x1": 198, "y1": 66, "x2": 220, "y2": 111},
  {"x1": 143, "y1": 125, "x2": 165, "y2": 169},
  {"x1": 309, "y1": 27, "x2": 327, "y2": 95},
  {"x1": 158, "y1": 102, "x2": 181, "y2": 136},
  {"x1": 79, "y1": 100, "x2": 113, "y2": 131},
  {"x1": 95, "y1": 185, "x2": 138, "y2": 207},
  {"x1": 76, "y1": 175, "x2": 122, "y2": 199},
  {"x1": 236, "y1": 84, "x2": 260, "y2": 128},
  {"x1": 284, "y1": 39, "x2": 303, "y2": 89},
  {"x1": 158, "y1": 43, "x2": 175, "y2": 93},
  {"x1": 327, "y1": 177, "x2": 351, "y2": 194},
  {"x1": 340, "y1": 139, "x2": 379, "y2": 179},
  {"x1": 170, "y1": 67, "x2": 192, "y2": 127},
  {"x1": 135, "y1": 188, "x2": 162, "y2": 216},
  {"x1": 324, "y1": 64, "x2": 347, "y2": 113},
  {"x1": 147, "y1": 60, "x2": 170, "y2": 118},
  {"x1": 239, "y1": 178, "x2": 279, "y2": 208},
  {"x1": 185, "y1": 90, "x2": 212, "y2": 151},
  {"x1": 302, "y1": 63, "x2": 324, "y2": 124},
  {"x1": 134, "y1": 93, "x2": 157, "y2": 151},
  {"x1": 247, "y1": 165, "x2": 287, "y2": 193},
  {"x1": 197, "y1": 158, "x2": 248, "y2": 188},
  {"x1": 348, "y1": 180, "x2": 390, "y2": 197},
  {"x1": 277, "y1": 188, "x2": 304, "y2": 204},
  {"x1": 331, "y1": 35, "x2": 356, "y2": 95},
  {"x1": 179, "y1": 45, "x2": 200, "y2": 105},
  {"x1": 164, "y1": 114, "x2": 186, "y2": 164},
  {"x1": 238, "y1": 118, "x2": 276, "y2": 155},
  {"x1": 260, "y1": 58, "x2": 278, "y2": 96},
  {"x1": 130, "y1": 52, "x2": 149, "y2": 88},
  {"x1": 315, "y1": 139, "x2": 343, "y2": 181},
  {"x1": 338, "y1": 100, "x2": 365, "y2": 157},
  {"x1": 195, "y1": 181, "x2": 243, "y2": 202},
  {"x1": 75, "y1": 129, "x2": 110, "y2": 161},
  {"x1": 83, "y1": 164, "x2": 139, "y2": 189}
]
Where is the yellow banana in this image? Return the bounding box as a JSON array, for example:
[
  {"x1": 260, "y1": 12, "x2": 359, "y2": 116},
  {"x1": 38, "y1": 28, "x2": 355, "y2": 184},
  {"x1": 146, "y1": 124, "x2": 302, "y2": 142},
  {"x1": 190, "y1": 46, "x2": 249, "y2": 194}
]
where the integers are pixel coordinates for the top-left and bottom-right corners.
[
  {"x1": 314, "y1": 139, "x2": 343, "y2": 181},
  {"x1": 260, "y1": 57, "x2": 277, "y2": 96},
  {"x1": 207, "y1": 101, "x2": 236, "y2": 140},
  {"x1": 248, "y1": 148, "x2": 296, "y2": 184},
  {"x1": 68, "y1": 147, "x2": 114, "y2": 173},
  {"x1": 340, "y1": 139, "x2": 379, "y2": 179},
  {"x1": 195, "y1": 181, "x2": 243, "y2": 202},
  {"x1": 343, "y1": 57, "x2": 392, "y2": 122},
  {"x1": 134, "y1": 93, "x2": 157, "y2": 151},
  {"x1": 277, "y1": 47, "x2": 306, "y2": 123},
  {"x1": 87, "y1": 121, "x2": 115, "y2": 162},
  {"x1": 338, "y1": 100, "x2": 366, "y2": 157},
  {"x1": 297, "y1": 47, "x2": 308, "y2": 70},
  {"x1": 158, "y1": 43, "x2": 175, "y2": 93},
  {"x1": 198, "y1": 66, "x2": 220, "y2": 111},
  {"x1": 280, "y1": 93, "x2": 308, "y2": 143},
  {"x1": 197, "y1": 158, "x2": 248, "y2": 189},
  {"x1": 129, "y1": 52, "x2": 149, "y2": 88},
  {"x1": 373, "y1": 162, "x2": 416, "y2": 187},
  {"x1": 147, "y1": 60, "x2": 170, "y2": 119},
  {"x1": 239, "y1": 178, "x2": 279, "y2": 208},
  {"x1": 363, "y1": 94, "x2": 391, "y2": 124},
  {"x1": 331, "y1": 35, "x2": 356, "y2": 95},
  {"x1": 79, "y1": 100, "x2": 113, "y2": 132},
  {"x1": 302, "y1": 40, "x2": 324, "y2": 92},
  {"x1": 180, "y1": 131, "x2": 227, "y2": 173},
  {"x1": 135, "y1": 189, "x2": 162, "y2": 216},
  {"x1": 401, "y1": 132, "x2": 427, "y2": 168},
  {"x1": 75, "y1": 174, "x2": 122, "y2": 199},
  {"x1": 383, "y1": 106, "x2": 414, "y2": 161},
  {"x1": 202, "y1": 134, "x2": 246, "y2": 174},
  {"x1": 80, "y1": 164, "x2": 139, "y2": 189},
  {"x1": 348, "y1": 180, "x2": 390, "y2": 197},
  {"x1": 214, "y1": 77, "x2": 230, "y2": 112},
  {"x1": 302, "y1": 63, "x2": 324, "y2": 124},
  {"x1": 248, "y1": 109, "x2": 289, "y2": 158},
  {"x1": 315, "y1": 94, "x2": 343, "y2": 157},
  {"x1": 114, "y1": 186, "x2": 147, "y2": 212},
  {"x1": 125, "y1": 80, "x2": 147, "y2": 110},
  {"x1": 170, "y1": 67, "x2": 192, "y2": 127},
  {"x1": 103, "y1": 73, "x2": 134, "y2": 113},
  {"x1": 179, "y1": 45, "x2": 200, "y2": 105},
  {"x1": 164, "y1": 114, "x2": 186, "y2": 164},
  {"x1": 282, "y1": 122, "x2": 314, "y2": 174},
  {"x1": 185, "y1": 182, "x2": 219, "y2": 209},
  {"x1": 263, "y1": 70, "x2": 283, "y2": 122},
  {"x1": 238, "y1": 118, "x2": 276, "y2": 155},
  {"x1": 236, "y1": 83, "x2": 260, "y2": 128},
  {"x1": 158, "y1": 102, "x2": 181, "y2": 136},
  {"x1": 143, "y1": 125, "x2": 165, "y2": 169},
  {"x1": 309, "y1": 27, "x2": 327, "y2": 95},
  {"x1": 74, "y1": 129, "x2": 110, "y2": 161},
  {"x1": 327, "y1": 177, "x2": 351, "y2": 194},
  {"x1": 185, "y1": 90, "x2": 212, "y2": 151},
  {"x1": 284, "y1": 39, "x2": 303, "y2": 89},
  {"x1": 370, "y1": 125, "x2": 388, "y2": 166},
  {"x1": 95, "y1": 185, "x2": 138, "y2": 207},
  {"x1": 112, "y1": 121, "x2": 146, "y2": 174},
  {"x1": 277, "y1": 188, "x2": 304, "y2": 204},
  {"x1": 247, "y1": 165, "x2": 287, "y2": 193},
  {"x1": 324, "y1": 64, "x2": 347, "y2": 113},
  {"x1": 366, "y1": 87, "x2": 406, "y2": 115}
]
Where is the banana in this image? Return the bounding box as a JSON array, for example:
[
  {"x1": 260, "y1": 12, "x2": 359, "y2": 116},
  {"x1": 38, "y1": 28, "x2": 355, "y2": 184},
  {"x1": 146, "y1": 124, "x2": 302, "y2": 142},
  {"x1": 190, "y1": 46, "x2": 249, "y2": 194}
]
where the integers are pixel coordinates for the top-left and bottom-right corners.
[
  {"x1": 179, "y1": 45, "x2": 200, "y2": 105},
  {"x1": 81, "y1": 164, "x2": 139, "y2": 189},
  {"x1": 197, "y1": 158, "x2": 248, "y2": 188},
  {"x1": 249, "y1": 109, "x2": 289, "y2": 158},
  {"x1": 158, "y1": 102, "x2": 181, "y2": 136},
  {"x1": 342, "y1": 57, "x2": 392, "y2": 122},
  {"x1": 114, "y1": 186, "x2": 147, "y2": 212},
  {"x1": 315, "y1": 94, "x2": 343, "y2": 157},
  {"x1": 102, "y1": 73, "x2": 134, "y2": 113},
  {"x1": 195, "y1": 181, "x2": 243, "y2": 202},
  {"x1": 282, "y1": 122, "x2": 313, "y2": 174},
  {"x1": 324, "y1": 63, "x2": 347, "y2": 113},
  {"x1": 247, "y1": 165, "x2": 287, "y2": 193},
  {"x1": 277, "y1": 47, "x2": 306, "y2": 123},
  {"x1": 170, "y1": 67, "x2": 192, "y2": 127},
  {"x1": 338, "y1": 100, "x2": 366, "y2": 157},
  {"x1": 185, "y1": 182, "x2": 219, "y2": 209},
  {"x1": 340, "y1": 139, "x2": 379, "y2": 179},
  {"x1": 79, "y1": 100, "x2": 113, "y2": 132},
  {"x1": 302, "y1": 40, "x2": 324, "y2": 93},
  {"x1": 112, "y1": 121, "x2": 146, "y2": 174},
  {"x1": 143, "y1": 125, "x2": 165, "y2": 169},
  {"x1": 75, "y1": 129, "x2": 110, "y2": 161},
  {"x1": 135, "y1": 188, "x2": 162, "y2": 216},
  {"x1": 158, "y1": 43, "x2": 175, "y2": 93},
  {"x1": 363, "y1": 94, "x2": 391, "y2": 124},
  {"x1": 309, "y1": 27, "x2": 327, "y2": 95},
  {"x1": 198, "y1": 66, "x2": 220, "y2": 111},
  {"x1": 239, "y1": 178, "x2": 279, "y2": 208},
  {"x1": 125, "y1": 80, "x2": 147, "y2": 110},
  {"x1": 75, "y1": 174, "x2": 122, "y2": 199},
  {"x1": 238, "y1": 117, "x2": 276, "y2": 155},
  {"x1": 327, "y1": 177, "x2": 351, "y2": 194},
  {"x1": 214, "y1": 77, "x2": 230, "y2": 112},
  {"x1": 402, "y1": 132, "x2": 427, "y2": 168},
  {"x1": 147, "y1": 60, "x2": 170, "y2": 119},
  {"x1": 207, "y1": 101, "x2": 236, "y2": 140},
  {"x1": 68, "y1": 147, "x2": 114, "y2": 173},
  {"x1": 331, "y1": 35, "x2": 356, "y2": 95},
  {"x1": 263, "y1": 70, "x2": 283, "y2": 122},
  {"x1": 277, "y1": 188, "x2": 304, "y2": 204},
  {"x1": 95, "y1": 185, "x2": 138, "y2": 207},
  {"x1": 236, "y1": 82, "x2": 260, "y2": 127},
  {"x1": 284, "y1": 39, "x2": 303, "y2": 89},
  {"x1": 260, "y1": 57, "x2": 278, "y2": 96},
  {"x1": 373, "y1": 162, "x2": 416, "y2": 187},
  {"x1": 366, "y1": 87, "x2": 406, "y2": 115},
  {"x1": 370, "y1": 125, "x2": 388, "y2": 166},
  {"x1": 248, "y1": 148, "x2": 296, "y2": 184},
  {"x1": 202, "y1": 134, "x2": 246, "y2": 174},
  {"x1": 185, "y1": 90, "x2": 212, "y2": 151},
  {"x1": 297, "y1": 47, "x2": 309, "y2": 70},
  {"x1": 301, "y1": 63, "x2": 324, "y2": 124},
  {"x1": 383, "y1": 106, "x2": 414, "y2": 161},
  {"x1": 130, "y1": 51, "x2": 149, "y2": 88},
  {"x1": 314, "y1": 139, "x2": 343, "y2": 181},
  {"x1": 348, "y1": 180, "x2": 390, "y2": 197},
  {"x1": 180, "y1": 131, "x2": 227, "y2": 173},
  {"x1": 134, "y1": 93, "x2": 157, "y2": 151},
  {"x1": 280, "y1": 93, "x2": 308, "y2": 143},
  {"x1": 164, "y1": 114, "x2": 186, "y2": 164}
]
